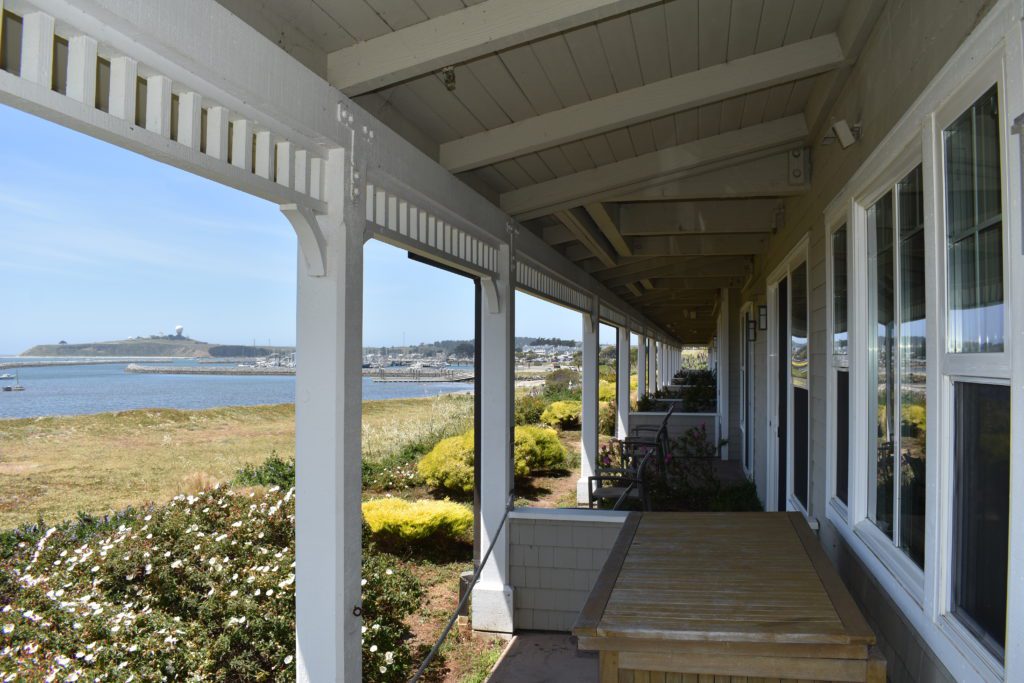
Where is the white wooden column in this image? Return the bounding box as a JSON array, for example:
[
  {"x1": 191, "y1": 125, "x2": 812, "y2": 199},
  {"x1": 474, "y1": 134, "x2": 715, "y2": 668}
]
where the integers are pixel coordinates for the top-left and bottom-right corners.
[
  {"x1": 294, "y1": 148, "x2": 363, "y2": 682},
  {"x1": 472, "y1": 243, "x2": 514, "y2": 633},
  {"x1": 637, "y1": 335, "x2": 647, "y2": 397},
  {"x1": 616, "y1": 325, "x2": 630, "y2": 438},
  {"x1": 647, "y1": 340, "x2": 657, "y2": 394},
  {"x1": 577, "y1": 307, "x2": 599, "y2": 505}
]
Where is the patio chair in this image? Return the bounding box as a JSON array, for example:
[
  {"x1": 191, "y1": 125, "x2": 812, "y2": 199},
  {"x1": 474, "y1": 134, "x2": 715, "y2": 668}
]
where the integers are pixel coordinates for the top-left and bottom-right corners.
[{"x1": 587, "y1": 446, "x2": 658, "y2": 510}]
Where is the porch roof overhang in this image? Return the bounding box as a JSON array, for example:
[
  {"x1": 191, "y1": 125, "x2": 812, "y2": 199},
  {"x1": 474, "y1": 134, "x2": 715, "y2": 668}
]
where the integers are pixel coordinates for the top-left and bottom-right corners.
[{"x1": 213, "y1": 0, "x2": 886, "y2": 343}]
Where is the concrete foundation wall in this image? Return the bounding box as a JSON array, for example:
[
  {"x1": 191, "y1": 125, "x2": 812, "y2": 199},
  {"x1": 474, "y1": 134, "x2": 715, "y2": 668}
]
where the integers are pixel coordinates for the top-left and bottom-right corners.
[{"x1": 507, "y1": 509, "x2": 626, "y2": 632}]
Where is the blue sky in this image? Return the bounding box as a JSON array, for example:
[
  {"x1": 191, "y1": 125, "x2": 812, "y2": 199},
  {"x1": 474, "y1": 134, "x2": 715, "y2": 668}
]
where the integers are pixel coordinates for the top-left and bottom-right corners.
[{"x1": 0, "y1": 104, "x2": 583, "y2": 353}]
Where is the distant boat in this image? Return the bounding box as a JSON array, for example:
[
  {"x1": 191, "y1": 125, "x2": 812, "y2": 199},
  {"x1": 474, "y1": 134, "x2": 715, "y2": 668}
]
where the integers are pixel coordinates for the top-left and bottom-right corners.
[
  {"x1": 2, "y1": 369, "x2": 24, "y2": 392},
  {"x1": 0, "y1": 373, "x2": 13, "y2": 380}
]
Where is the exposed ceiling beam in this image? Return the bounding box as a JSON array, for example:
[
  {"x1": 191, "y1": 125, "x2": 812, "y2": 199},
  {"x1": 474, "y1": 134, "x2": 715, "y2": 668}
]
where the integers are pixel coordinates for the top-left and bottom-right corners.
[
  {"x1": 617, "y1": 199, "x2": 781, "y2": 236},
  {"x1": 554, "y1": 208, "x2": 618, "y2": 268},
  {"x1": 627, "y1": 234, "x2": 768, "y2": 257},
  {"x1": 501, "y1": 116, "x2": 808, "y2": 219},
  {"x1": 647, "y1": 275, "x2": 747, "y2": 289},
  {"x1": 641, "y1": 279, "x2": 654, "y2": 290},
  {"x1": 441, "y1": 35, "x2": 843, "y2": 172},
  {"x1": 585, "y1": 203, "x2": 631, "y2": 257},
  {"x1": 599, "y1": 256, "x2": 751, "y2": 287},
  {"x1": 625, "y1": 283, "x2": 642, "y2": 297},
  {"x1": 805, "y1": 0, "x2": 886, "y2": 141},
  {"x1": 327, "y1": 0, "x2": 661, "y2": 95},
  {"x1": 610, "y1": 152, "x2": 808, "y2": 202},
  {"x1": 541, "y1": 223, "x2": 575, "y2": 245}
]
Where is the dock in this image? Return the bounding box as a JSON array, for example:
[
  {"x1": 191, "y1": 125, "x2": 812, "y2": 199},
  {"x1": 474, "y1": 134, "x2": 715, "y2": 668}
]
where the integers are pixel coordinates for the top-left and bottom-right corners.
[{"x1": 125, "y1": 364, "x2": 294, "y2": 376}]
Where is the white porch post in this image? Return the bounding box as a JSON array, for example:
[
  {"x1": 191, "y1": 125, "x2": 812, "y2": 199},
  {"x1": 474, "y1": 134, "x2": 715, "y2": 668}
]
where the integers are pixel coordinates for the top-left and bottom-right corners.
[
  {"x1": 637, "y1": 334, "x2": 647, "y2": 397},
  {"x1": 295, "y1": 148, "x2": 362, "y2": 682},
  {"x1": 577, "y1": 306, "x2": 599, "y2": 505},
  {"x1": 648, "y1": 340, "x2": 657, "y2": 393},
  {"x1": 616, "y1": 325, "x2": 631, "y2": 438},
  {"x1": 472, "y1": 242, "x2": 514, "y2": 632}
]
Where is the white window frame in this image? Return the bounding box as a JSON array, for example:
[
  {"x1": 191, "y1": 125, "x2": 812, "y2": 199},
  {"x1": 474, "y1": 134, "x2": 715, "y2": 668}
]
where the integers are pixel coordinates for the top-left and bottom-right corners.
[
  {"x1": 820, "y1": 3, "x2": 1024, "y2": 679},
  {"x1": 824, "y1": 209, "x2": 850, "y2": 522},
  {"x1": 766, "y1": 235, "x2": 810, "y2": 516},
  {"x1": 739, "y1": 300, "x2": 754, "y2": 477}
]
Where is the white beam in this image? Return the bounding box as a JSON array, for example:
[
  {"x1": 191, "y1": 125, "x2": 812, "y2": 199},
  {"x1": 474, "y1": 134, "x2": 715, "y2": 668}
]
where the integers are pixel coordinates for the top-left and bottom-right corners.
[
  {"x1": 20, "y1": 12, "x2": 55, "y2": 87},
  {"x1": 205, "y1": 105, "x2": 229, "y2": 161},
  {"x1": 501, "y1": 116, "x2": 808, "y2": 219},
  {"x1": 66, "y1": 35, "x2": 98, "y2": 107},
  {"x1": 554, "y1": 208, "x2": 618, "y2": 268},
  {"x1": 585, "y1": 203, "x2": 631, "y2": 257},
  {"x1": 472, "y1": 242, "x2": 515, "y2": 632},
  {"x1": 542, "y1": 223, "x2": 575, "y2": 245},
  {"x1": 231, "y1": 118, "x2": 254, "y2": 171},
  {"x1": 145, "y1": 75, "x2": 172, "y2": 138},
  {"x1": 628, "y1": 234, "x2": 768, "y2": 257},
  {"x1": 327, "y1": 0, "x2": 660, "y2": 95},
  {"x1": 177, "y1": 92, "x2": 202, "y2": 151},
  {"x1": 442, "y1": 35, "x2": 843, "y2": 172},
  {"x1": 616, "y1": 325, "x2": 630, "y2": 439},
  {"x1": 618, "y1": 199, "x2": 781, "y2": 236},
  {"x1": 294, "y1": 150, "x2": 362, "y2": 682},
  {"x1": 611, "y1": 152, "x2": 808, "y2": 202},
  {"x1": 578, "y1": 308, "x2": 599, "y2": 505},
  {"x1": 108, "y1": 56, "x2": 137, "y2": 122},
  {"x1": 637, "y1": 334, "x2": 647, "y2": 397}
]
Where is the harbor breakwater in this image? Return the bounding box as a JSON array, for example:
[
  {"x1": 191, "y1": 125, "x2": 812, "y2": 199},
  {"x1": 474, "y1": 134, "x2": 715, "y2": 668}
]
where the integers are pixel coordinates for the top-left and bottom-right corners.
[{"x1": 125, "y1": 364, "x2": 295, "y2": 376}]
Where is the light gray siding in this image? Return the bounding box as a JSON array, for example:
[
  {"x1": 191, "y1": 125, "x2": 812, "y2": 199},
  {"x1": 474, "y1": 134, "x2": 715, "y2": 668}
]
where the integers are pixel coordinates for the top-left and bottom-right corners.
[{"x1": 507, "y1": 510, "x2": 625, "y2": 631}]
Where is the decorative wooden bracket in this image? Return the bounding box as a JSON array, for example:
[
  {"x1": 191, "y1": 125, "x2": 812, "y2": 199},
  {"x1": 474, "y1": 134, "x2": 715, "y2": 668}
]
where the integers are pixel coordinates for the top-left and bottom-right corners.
[
  {"x1": 280, "y1": 203, "x2": 328, "y2": 277},
  {"x1": 480, "y1": 275, "x2": 500, "y2": 314}
]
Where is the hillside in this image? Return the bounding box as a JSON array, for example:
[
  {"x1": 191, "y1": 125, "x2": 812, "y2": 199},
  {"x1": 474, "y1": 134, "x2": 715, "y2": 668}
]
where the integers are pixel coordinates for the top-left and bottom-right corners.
[{"x1": 20, "y1": 337, "x2": 291, "y2": 358}]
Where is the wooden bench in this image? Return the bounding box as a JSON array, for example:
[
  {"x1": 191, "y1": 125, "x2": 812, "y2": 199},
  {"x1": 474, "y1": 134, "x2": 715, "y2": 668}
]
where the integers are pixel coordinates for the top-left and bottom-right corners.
[{"x1": 574, "y1": 512, "x2": 886, "y2": 683}]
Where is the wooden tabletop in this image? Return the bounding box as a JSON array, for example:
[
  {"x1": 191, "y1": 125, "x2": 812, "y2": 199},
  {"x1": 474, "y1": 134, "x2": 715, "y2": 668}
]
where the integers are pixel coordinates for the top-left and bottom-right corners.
[{"x1": 574, "y1": 512, "x2": 876, "y2": 652}]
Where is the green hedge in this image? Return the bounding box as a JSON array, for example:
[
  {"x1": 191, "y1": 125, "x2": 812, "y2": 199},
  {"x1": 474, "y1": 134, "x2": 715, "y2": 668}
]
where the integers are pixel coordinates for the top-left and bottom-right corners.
[
  {"x1": 540, "y1": 400, "x2": 582, "y2": 429},
  {"x1": 362, "y1": 498, "x2": 473, "y2": 545},
  {"x1": 417, "y1": 426, "x2": 567, "y2": 493}
]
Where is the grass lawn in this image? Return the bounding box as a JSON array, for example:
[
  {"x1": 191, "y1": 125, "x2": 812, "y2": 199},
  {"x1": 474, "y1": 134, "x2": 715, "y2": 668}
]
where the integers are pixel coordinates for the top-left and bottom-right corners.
[{"x1": 0, "y1": 394, "x2": 474, "y2": 528}]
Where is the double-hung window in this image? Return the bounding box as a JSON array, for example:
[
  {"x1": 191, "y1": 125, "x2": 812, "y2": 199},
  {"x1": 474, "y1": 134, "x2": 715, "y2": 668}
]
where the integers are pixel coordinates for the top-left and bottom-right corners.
[
  {"x1": 866, "y1": 165, "x2": 927, "y2": 570},
  {"x1": 942, "y1": 84, "x2": 1010, "y2": 661}
]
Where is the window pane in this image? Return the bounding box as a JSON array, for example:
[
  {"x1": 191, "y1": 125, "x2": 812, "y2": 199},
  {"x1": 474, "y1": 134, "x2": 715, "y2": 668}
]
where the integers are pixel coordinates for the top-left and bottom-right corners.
[
  {"x1": 945, "y1": 85, "x2": 1004, "y2": 353},
  {"x1": 954, "y1": 382, "x2": 1010, "y2": 658},
  {"x1": 791, "y1": 263, "x2": 808, "y2": 508},
  {"x1": 791, "y1": 262, "x2": 808, "y2": 386},
  {"x1": 898, "y1": 166, "x2": 926, "y2": 568},
  {"x1": 835, "y1": 370, "x2": 850, "y2": 505},
  {"x1": 869, "y1": 192, "x2": 895, "y2": 538},
  {"x1": 832, "y1": 225, "x2": 848, "y2": 357}
]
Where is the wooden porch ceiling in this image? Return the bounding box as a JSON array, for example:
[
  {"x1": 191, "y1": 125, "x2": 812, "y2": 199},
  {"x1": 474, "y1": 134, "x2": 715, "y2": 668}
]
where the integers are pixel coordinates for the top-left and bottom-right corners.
[{"x1": 216, "y1": 0, "x2": 885, "y2": 339}]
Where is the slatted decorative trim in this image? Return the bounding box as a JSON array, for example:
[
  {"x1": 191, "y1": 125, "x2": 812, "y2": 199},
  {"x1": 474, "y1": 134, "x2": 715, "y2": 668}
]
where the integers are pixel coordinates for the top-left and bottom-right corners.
[
  {"x1": 0, "y1": 2, "x2": 325, "y2": 211},
  {"x1": 365, "y1": 183, "x2": 499, "y2": 277},
  {"x1": 516, "y1": 260, "x2": 592, "y2": 313},
  {"x1": 599, "y1": 303, "x2": 626, "y2": 327}
]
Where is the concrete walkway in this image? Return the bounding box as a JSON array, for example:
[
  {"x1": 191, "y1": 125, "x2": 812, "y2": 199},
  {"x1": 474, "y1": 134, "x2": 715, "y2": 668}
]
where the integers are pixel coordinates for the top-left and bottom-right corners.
[{"x1": 488, "y1": 632, "x2": 597, "y2": 682}]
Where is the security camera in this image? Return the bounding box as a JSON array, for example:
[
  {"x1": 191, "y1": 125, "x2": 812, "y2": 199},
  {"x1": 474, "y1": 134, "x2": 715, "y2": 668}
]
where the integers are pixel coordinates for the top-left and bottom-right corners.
[{"x1": 829, "y1": 119, "x2": 861, "y2": 149}]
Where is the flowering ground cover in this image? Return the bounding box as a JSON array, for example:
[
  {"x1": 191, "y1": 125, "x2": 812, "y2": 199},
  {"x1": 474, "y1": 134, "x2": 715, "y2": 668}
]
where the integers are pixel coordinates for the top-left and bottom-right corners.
[{"x1": 0, "y1": 484, "x2": 427, "y2": 682}]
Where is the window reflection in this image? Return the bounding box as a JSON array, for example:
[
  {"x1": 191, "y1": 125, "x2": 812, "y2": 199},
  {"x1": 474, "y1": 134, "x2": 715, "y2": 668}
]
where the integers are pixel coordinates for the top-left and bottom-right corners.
[{"x1": 945, "y1": 85, "x2": 1004, "y2": 353}]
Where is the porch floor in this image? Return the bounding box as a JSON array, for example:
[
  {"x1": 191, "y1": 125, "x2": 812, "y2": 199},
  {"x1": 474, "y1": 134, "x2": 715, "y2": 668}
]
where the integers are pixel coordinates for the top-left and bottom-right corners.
[{"x1": 488, "y1": 632, "x2": 597, "y2": 682}]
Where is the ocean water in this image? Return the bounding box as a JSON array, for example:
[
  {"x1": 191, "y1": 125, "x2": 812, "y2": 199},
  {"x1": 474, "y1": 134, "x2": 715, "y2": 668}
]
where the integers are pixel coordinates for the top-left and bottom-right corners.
[{"x1": 0, "y1": 358, "x2": 472, "y2": 419}]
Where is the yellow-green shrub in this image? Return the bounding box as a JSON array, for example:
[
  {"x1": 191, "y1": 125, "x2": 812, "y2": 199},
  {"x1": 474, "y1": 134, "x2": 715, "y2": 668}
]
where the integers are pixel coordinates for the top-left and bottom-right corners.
[
  {"x1": 599, "y1": 380, "x2": 616, "y2": 402},
  {"x1": 362, "y1": 498, "x2": 473, "y2": 544},
  {"x1": 515, "y1": 425, "x2": 567, "y2": 471},
  {"x1": 417, "y1": 430, "x2": 475, "y2": 492},
  {"x1": 541, "y1": 400, "x2": 582, "y2": 429},
  {"x1": 418, "y1": 426, "x2": 568, "y2": 492}
]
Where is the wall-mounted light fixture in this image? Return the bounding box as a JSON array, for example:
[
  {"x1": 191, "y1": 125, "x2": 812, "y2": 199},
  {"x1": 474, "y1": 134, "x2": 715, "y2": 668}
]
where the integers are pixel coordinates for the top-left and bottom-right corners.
[
  {"x1": 758, "y1": 305, "x2": 768, "y2": 331},
  {"x1": 747, "y1": 318, "x2": 757, "y2": 342},
  {"x1": 823, "y1": 119, "x2": 861, "y2": 148}
]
